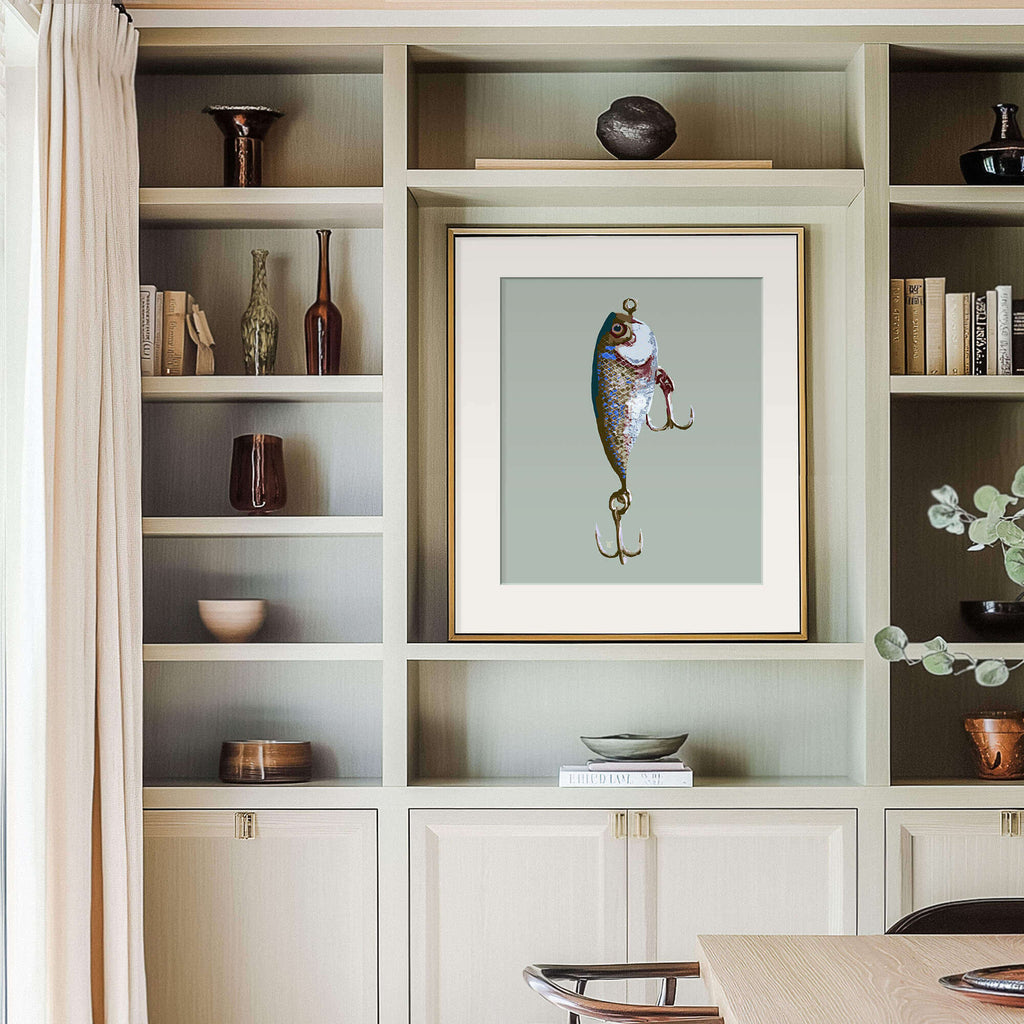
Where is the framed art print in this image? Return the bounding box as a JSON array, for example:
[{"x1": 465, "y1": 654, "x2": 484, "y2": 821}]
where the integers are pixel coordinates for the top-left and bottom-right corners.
[{"x1": 447, "y1": 227, "x2": 806, "y2": 641}]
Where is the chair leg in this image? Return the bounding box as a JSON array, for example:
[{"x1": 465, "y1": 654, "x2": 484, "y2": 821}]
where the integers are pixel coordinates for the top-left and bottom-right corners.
[
  {"x1": 569, "y1": 978, "x2": 587, "y2": 1024},
  {"x1": 659, "y1": 977, "x2": 677, "y2": 1006}
]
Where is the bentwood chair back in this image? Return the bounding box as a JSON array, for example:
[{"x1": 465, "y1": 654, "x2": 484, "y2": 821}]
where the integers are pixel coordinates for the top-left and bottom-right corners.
[
  {"x1": 523, "y1": 962, "x2": 723, "y2": 1024},
  {"x1": 887, "y1": 898, "x2": 1024, "y2": 934}
]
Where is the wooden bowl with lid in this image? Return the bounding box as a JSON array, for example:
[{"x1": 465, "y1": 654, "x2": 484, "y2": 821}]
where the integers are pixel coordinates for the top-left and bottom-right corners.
[{"x1": 219, "y1": 740, "x2": 312, "y2": 784}]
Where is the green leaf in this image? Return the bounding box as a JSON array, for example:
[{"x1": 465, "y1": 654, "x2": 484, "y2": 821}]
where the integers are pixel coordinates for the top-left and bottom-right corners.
[
  {"x1": 997, "y1": 520, "x2": 1024, "y2": 546},
  {"x1": 874, "y1": 626, "x2": 909, "y2": 662},
  {"x1": 931, "y1": 485, "x2": 959, "y2": 507},
  {"x1": 975, "y1": 485, "x2": 999, "y2": 513},
  {"x1": 1012, "y1": 467, "x2": 1024, "y2": 497},
  {"x1": 987, "y1": 493, "x2": 1017, "y2": 520},
  {"x1": 1005, "y1": 546, "x2": 1024, "y2": 586},
  {"x1": 922, "y1": 650, "x2": 955, "y2": 675},
  {"x1": 969, "y1": 518, "x2": 999, "y2": 546},
  {"x1": 975, "y1": 660, "x2": 1011, "y2": 687},
  {"x1": 947, "y1": 519, "x2": 966, "y2": 535},
  {"x1": 923, "y1": 636, "x2": 948, "y2": 653},
  {"x1": 928, "y1": 504, "x2": 959, "y2": 530}
]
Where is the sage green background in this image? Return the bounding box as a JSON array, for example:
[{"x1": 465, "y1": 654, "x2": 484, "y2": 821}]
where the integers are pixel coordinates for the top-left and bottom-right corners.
[{"x1": 499, "y1": 277, "x2": 763, "y2": 584}]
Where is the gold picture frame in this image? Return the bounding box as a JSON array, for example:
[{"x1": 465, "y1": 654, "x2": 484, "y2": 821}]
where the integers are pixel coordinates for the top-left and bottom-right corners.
[{"x1": 447, "y1": 226, "x2": 806, "y2": 642}]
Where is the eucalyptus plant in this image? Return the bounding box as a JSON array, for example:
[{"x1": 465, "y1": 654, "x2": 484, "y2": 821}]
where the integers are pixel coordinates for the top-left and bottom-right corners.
[
  {"x1": 873, "y1": 464, "x2": 1024, "y2": 687},
  {"x1": 874, "y1": 626, "x2": 1020, "y2": 686}
]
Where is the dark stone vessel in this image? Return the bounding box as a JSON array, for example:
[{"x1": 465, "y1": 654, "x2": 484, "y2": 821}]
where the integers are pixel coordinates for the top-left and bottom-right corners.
[
  {"x1": 596, "y1": 96, "x2": 676, "y2": 160},
  {"x1": 202, "y1": 105, "x2": 284, "y2": 187}
]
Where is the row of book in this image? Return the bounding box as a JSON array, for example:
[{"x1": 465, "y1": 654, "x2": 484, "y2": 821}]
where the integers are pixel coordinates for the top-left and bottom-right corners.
[
  {"x1": 558, "y1": 757, "x2": 693, "y2": 787},
  {"x1": 890, "y1": 278, "x2": 1024, "y2": 376},
  {"x1": 140, "y1": 286, "x2": 216, "y2": 376}
]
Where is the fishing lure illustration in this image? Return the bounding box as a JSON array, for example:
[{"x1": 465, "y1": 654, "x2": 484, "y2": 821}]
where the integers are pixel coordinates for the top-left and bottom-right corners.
[{"x1": 591, "y1": 297, "x2": 694, "y2": 563}]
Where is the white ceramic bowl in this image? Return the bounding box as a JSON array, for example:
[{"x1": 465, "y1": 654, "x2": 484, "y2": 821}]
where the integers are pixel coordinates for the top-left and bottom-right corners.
[
  {"x1": 580, "y1": 733, "x2": 688, "y2": 760},
  {"x1": 197, "y1": 599, "x2": 267, "y2": 643}
]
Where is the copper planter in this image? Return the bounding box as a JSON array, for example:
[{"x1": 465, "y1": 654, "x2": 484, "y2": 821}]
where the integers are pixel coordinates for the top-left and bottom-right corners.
[
  {"x1": 219, "y1": 740, "x2": 312, "y2": 784},
  {"x1": 964, "y1": 712, "x2": 1024, "y2": 780}
]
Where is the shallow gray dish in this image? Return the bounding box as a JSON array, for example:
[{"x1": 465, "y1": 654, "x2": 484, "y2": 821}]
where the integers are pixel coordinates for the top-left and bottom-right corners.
[{"x1": 580, "y1": 733, "x2": 688, "y2": 760}]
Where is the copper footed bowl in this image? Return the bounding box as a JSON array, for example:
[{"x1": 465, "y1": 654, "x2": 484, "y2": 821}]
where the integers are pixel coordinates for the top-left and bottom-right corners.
[
  {"x1": 219, "y1": 740, "x2": 312, "y2": 784},
  {"x1": 963, "y1": 713, "x2": 1024, "y2": 781}
]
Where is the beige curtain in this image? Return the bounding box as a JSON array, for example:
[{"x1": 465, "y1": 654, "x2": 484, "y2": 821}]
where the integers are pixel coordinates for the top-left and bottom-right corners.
[{"x1": 36, "y1": 2, "x2": 148, "y2": 1021}]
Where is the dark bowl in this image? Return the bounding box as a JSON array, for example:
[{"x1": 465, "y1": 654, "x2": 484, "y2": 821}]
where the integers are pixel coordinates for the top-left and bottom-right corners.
[
  {"x1": 961, "y1": 601, "x2": 1024, "y2": 639},
  {"x1": 960, "y1": 148, "x2": 1024, "y2": 185}
]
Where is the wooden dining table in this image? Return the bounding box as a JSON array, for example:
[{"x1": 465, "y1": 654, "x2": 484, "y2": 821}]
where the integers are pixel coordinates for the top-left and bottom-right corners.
[{"x1": 697, "y1": 934, "x2": 1024, "y2": 1023}]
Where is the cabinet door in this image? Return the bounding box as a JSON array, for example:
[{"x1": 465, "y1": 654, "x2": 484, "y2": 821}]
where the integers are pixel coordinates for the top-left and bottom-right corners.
[
  {"x1": 627, "y1": 808, "x2": 857, "y2": 1005},
  {"x1": 410, "y1": 809, "x2": 627, "y2": 1024},
  {"x1": 144, "y1": 809, "x2": 377, "y2": 1024},
  {"x1": 886, "y1": 808, "x2": 1024, "y2": 928}
]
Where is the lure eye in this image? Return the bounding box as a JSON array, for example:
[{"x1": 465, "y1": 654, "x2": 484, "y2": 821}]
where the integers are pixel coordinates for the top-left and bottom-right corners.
[{"x1": 610, "y1": 322, "x2": 629, "y2": 338}]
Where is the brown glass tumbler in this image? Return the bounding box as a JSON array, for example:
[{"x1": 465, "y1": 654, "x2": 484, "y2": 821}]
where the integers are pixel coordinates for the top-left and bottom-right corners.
[{"x1": 230, "y1": 434, "x2": 287, "y2": 514}]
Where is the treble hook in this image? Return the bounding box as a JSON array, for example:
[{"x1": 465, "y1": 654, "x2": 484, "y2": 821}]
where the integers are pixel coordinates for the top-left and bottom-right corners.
[
  {"x1": 646, "y1": 367, "x2": 695, "y2": 431},
  {"x1": 595, "y1": 488, "x2": 643, "y2": 564}
]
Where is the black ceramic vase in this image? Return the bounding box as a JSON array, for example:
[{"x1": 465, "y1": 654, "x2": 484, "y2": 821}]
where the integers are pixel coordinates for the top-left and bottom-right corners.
[
  {"x1": 596, "y1": 96, "x2": 677, "y2": 160},
  {"x1": 960, "y1": 103, "x2": 1024, "y2": 185},
  {"x1": 202, "y1": 105, "x2": 284, "y2": 187}
]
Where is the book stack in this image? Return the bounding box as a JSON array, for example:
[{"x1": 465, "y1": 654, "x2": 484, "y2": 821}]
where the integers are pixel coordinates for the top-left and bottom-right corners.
[
  {"x1": 558, "y1": 757, "x2": 693, "y2": 787},
  {"x1": 890, "y1": 278, "x2": 1024, "y2": 376},
  {"x1": 140, "y1": 286, "x2": 216, "y2": 377}
]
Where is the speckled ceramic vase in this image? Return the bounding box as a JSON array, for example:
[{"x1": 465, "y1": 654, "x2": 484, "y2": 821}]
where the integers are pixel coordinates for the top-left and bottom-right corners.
[{"x1": 241, "y1": 248, "x2": 278, "y2": 375}]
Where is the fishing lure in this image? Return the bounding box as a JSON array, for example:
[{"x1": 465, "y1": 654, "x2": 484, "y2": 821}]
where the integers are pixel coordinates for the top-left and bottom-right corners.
[{"x1": 591, "y1": 297, "x2": 693, "y2": 563}]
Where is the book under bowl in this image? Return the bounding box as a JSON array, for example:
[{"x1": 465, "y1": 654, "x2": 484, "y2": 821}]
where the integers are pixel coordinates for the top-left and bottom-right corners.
[{"x1": 560, "y1": 764, "x2": 693, "y2": 787}]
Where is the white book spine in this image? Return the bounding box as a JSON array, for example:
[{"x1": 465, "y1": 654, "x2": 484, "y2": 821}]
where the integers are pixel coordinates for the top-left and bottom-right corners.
[
  {"x1": 945, "y1": 293, "x2": 964, "y2": 376},
  {"x1": 559, "y1": 768, "x2": 694, "y2": 787},
  {"x1": 997, "y1": 285, "x2": 1013, "y2": 375},
  {"x1": 139, "y1": 285, "x2": 156, "y2": 376},
  {"x1": 924, "y1": 277, "x2": 946, "y2": 375},
  {"x1": 987, "y1": 289, "x2": 999, "y2": 376},
  {"x1": 154, "y1": 291, "x2": 164, "y2": 376}
]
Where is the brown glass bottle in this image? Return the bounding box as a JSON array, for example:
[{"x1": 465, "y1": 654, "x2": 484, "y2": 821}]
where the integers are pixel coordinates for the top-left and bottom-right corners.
[{"x1": 304, "y1": 228, "x2": 343, "y2": 374}]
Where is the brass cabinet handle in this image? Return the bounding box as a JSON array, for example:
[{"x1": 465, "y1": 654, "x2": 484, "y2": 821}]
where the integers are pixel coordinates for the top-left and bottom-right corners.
[
  {"x1": 612, "y1": 811, "x2": 628, "y2": 840},
  {"x1": 234, "y1": 811, "x2": 256, "y2": 840},
  {"x1": 631, "y1": 811, "x2": 650, "y2": 840},
  {"x1": 1001, "y1": 810, "x2": 1023, "y2": 837}
]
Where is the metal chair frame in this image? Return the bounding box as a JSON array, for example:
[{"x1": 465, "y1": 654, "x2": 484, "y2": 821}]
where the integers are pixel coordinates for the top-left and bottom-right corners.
[
  {"x1": 523, "y1": 962, "x2": 723, "y2": 1024},
  {"x1": 887, "y1": 897, "x2": 1024, "y2": 935}
]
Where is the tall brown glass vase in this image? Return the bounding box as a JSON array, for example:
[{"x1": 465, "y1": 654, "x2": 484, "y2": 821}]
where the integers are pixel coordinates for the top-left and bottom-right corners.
[{"x1": 304, "y1": 228, "x2": 343, "y2": 375}]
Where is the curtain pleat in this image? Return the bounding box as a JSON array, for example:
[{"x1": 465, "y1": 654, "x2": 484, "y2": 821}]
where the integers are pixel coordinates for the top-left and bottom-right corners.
[{"x1": 36, "y1": 2, "x2": 147, "y2": 1022}]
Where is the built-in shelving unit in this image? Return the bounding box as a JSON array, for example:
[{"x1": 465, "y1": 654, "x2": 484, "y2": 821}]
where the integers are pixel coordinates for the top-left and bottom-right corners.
[
  {"x1": 142, "y1": 642, "x2": 385, "y2": 661},
  {"x1": 890, "y1": 376, "x2": 1024, "y2": 397},
  {"x1": 406, "y1": 168, "x2": 865, "y2": 208},
  {"x1": 130, "y1": 27, "x2": 1024, "y2": 1020},
  {"x1": 405, "y1": 642, "x2": 866, "y2": 661},
  {"x1": 887, "y1": 42, "x2": 1024, "y2": 790},
  {"x1": 141, "y1": 375, "x2": 382, "y2": 401},
  {"x1": 139, "y1": 186, "x2": 384, "y2": 228},
  {"x1": 142, "y1": 515, "x2": 383, "y2": 537},
  {"x1": 890, "y1": 185, "x2": 1024, "y2": 226}
]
